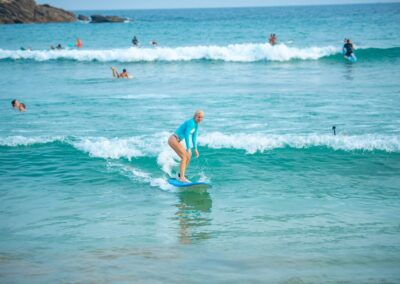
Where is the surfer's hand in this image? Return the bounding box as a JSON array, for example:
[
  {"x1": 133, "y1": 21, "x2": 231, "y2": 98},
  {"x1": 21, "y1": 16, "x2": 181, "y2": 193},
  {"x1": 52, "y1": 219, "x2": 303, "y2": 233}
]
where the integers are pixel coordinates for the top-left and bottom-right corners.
[{"x1": 194, "y1": 149, "x2": 199, "y2": 158}]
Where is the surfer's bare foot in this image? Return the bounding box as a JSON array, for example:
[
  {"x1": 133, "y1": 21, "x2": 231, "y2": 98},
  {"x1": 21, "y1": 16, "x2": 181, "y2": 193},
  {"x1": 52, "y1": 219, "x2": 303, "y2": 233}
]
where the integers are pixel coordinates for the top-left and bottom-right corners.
[{"x1": 179, "y1": 177, "x2": 190, "y2": 183}]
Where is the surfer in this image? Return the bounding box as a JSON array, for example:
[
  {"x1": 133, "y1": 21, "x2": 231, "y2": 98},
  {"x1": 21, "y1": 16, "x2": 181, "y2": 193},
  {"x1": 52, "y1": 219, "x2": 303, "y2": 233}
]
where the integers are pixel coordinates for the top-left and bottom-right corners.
[
  {"x1": 343, "y1": 39, "x2": 356, "y2": 60},
  {"x1": 168, "y1": 110, "x2": 204, "y2": 183},
  {"x1": 150, "y1": 40, "x2": 158, "y2": 47},
  {"x1": 132, "y1": 36, "x2": 139, "y2": 46},
  {"x1": 111, "y1": 67, "x2": 130, "y2": 79}
]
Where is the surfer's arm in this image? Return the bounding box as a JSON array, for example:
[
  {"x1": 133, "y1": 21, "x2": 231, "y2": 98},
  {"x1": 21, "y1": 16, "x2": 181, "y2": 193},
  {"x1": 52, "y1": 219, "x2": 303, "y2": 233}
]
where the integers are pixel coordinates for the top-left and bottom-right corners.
[
  {"x1": 192, "y1": 127, "x2": 198, "y2": 150},
  {"x1": 184, "y1": 127, "x2": 191, "y2": 150}
]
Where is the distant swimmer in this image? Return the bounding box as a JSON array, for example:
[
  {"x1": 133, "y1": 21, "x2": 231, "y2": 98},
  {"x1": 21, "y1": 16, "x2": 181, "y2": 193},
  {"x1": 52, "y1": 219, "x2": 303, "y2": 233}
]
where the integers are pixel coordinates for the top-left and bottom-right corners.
[
  {"x1": 150, "y1": 40, "x2": 158, "y2": 47},
  {"x1": 76, "y1": 38, "x2": 83, "y2": 48},
  {"x1": 11, "y1": 99, "x2": 26, "y2": 112},
  {"x1": 20, "y1": 47, "x2": 32, "y2": 51},
  {"x1": 168, "y1": 110, "x2": 204, "y2": 183},
  {"x1": 51, "y1": 44, "x2": 64, "y2": 50},
  {"x1": 343, "y1": 38, "x2": 356, "y2": 62},
  {"x1": 111, "y1": 67, "x2": 130, "y2": 79},
  {"x1": 132, "y1": 36, "x2": 139, "y2": 46},
  {"x1": 269, "y1": 33, "x2": 277, "y2": 46}
]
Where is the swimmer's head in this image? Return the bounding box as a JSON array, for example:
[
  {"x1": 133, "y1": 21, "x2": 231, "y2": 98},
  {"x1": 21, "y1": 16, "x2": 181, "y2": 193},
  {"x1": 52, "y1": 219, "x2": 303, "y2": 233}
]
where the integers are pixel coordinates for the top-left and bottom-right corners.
[
  {"x1": 11, "y1": 99, "x2": 20, "y2": 108},
  {"x1": 123, "y1": 69, "x2": 127, "y2": 73},
  {"x1": 194, "y1": 110, "x2": 204, "y2": 124}
]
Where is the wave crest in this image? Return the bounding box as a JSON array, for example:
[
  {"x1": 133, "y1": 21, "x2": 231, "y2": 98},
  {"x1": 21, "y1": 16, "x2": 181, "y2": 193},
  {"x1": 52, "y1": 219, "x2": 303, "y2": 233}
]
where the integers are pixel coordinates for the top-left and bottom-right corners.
[
  {"x1": 72, "y1": 137, "x2": 145, "y2": 160},
  {"x1": 2, "y1": 133, "x2": 400, "y2": 154},
  {"x1": 200, "y1": 132, "x2": 400, "y2": 153},
  {"x1": 0, "y1": 43, "x2": 340, "y2": 62},
  {"x1": 0, "y1": 136, "x2": 63, "y2": 147}
]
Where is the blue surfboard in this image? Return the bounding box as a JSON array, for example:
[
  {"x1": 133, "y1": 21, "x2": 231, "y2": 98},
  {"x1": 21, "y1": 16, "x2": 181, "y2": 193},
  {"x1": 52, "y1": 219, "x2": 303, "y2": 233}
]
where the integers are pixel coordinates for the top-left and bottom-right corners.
[
  {"x1": 345, "y1": 55, "x2": 357, "y2": 63},
  {"x1": 343, "y1": 48, "x2": 357, "y2": 63},
  {"x1": 168, "y1": 178, "x2": 211, "y2": 189}
]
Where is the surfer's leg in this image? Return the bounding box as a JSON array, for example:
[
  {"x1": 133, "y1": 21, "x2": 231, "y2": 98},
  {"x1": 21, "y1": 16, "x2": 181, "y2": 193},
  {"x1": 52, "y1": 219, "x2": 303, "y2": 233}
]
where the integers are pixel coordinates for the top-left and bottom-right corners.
[
  {"x1": 185, "y1": 150, "x2": 192, "y2": 171},
  {"x1": 168, "y1": 135, "x2": 189, "y2": 182}
]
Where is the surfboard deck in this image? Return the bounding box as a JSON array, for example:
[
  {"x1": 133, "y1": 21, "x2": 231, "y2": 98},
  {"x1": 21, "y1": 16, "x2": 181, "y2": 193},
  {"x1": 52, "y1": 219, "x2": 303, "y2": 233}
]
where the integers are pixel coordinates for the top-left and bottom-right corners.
[
  {"x1": 168, "y1": 178, "x2": 211, "y2": 189},
  {"x1": 344, "y1": 55, "x2": 357, "y2": 63}
]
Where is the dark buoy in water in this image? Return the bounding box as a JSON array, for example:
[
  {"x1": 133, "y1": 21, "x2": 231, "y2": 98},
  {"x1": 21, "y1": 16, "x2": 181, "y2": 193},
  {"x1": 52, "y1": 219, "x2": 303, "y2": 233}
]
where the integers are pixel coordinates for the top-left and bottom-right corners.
[{"x1": 332, "y1": 126, "x2": 336, "y2": 135}]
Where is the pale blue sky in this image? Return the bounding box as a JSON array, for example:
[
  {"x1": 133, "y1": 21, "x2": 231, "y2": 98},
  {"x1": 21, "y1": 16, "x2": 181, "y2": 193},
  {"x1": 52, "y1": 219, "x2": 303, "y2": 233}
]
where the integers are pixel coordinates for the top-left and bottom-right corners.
[{"x1": 37, "y1": 0, "x2": 399, "y2": 10}]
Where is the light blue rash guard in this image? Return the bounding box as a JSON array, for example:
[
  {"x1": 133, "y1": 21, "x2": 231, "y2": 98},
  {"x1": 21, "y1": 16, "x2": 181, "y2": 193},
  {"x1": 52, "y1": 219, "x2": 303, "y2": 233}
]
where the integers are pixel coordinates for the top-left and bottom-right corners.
[{"x1": 175, "y1": 118, "x2": 198, "y2": 150}]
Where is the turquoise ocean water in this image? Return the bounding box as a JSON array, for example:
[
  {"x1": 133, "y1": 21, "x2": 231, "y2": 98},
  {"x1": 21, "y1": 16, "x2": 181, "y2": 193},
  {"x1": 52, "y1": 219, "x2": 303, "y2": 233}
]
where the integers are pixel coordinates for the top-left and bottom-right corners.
[{"x1": 1, "y1": 3, "x2": 400, "y2": 283}]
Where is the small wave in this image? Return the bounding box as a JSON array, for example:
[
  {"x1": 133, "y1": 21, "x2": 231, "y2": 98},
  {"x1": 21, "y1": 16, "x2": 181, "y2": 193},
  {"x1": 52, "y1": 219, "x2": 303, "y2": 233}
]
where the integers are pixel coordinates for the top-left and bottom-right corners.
[
  {"x1": 0, "y1": 136, "x2": 64, "y2": 147},
  {"x1": 2, "y1": 133, "x2": 398, "y2": 190},
  {"x1": 351, "y1": 46, "x2": 400, "y2": 61},
  {"x1": 2, "y1": 133, "x2": 400, "y2": 153},
  {"x1": 71, "y1": 134, "x2": 177, "y2": 175},
  {"x1": 200, "y1": 132, "x2": 400, "y2": 153},
  {"x1": 72, "y1": 137, "x2": 146, "y2": 160},
  {"x1": 0, "y1": 43, "x2": 340, "y2": 63},
  {"x1": 2, "y1": 133, "x2": 400, "y2": 154}
]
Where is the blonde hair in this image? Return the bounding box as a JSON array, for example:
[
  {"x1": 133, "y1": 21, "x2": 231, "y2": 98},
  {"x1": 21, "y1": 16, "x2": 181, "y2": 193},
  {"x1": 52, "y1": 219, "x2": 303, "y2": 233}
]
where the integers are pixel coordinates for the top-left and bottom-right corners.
[{"x1": 194, "y1": 110, "x2": 204, "y2": 118}]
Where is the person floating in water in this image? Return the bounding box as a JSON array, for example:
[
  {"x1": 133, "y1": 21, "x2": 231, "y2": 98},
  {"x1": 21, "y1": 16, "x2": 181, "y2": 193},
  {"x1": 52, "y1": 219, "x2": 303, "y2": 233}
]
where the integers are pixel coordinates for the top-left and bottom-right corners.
[
  {"x1": 168, "y1": 110, "x2": 204, "y2": 183},
  {"x1": 132, "y1": 36, "x2": 139, "y2": 46},
  {"x1": 150, "y1": 40, "x2": 158, "y2": 47},
  {"x1": 11, "y1": 99, "x2": 26, "y2": 112},
  {"x1": 76, "y1": 38, "x2": 83, "y2": 48},
  {"x1": 343, "y1": 38, "x2": 356, "y2": 61},
  {"x1": 269, "y1": 33, "x2": 277, "y2": 46},
  {"x1": 111, "y1": 67, "x2": 130, "y2": 79}
]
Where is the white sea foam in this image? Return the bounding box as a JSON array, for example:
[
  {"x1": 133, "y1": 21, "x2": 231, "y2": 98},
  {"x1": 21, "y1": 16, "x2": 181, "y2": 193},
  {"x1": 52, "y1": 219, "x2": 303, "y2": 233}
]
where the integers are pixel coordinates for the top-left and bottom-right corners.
[
  {"x1": 107, "y1": 162, "x2": 173, "y2": 190},
  {"x1": 70, "y1": 133, "x2": 177, "y2": 177},
  {"x1": 72, "y1": 137, "x2": 145, "y2": 159},
  {"x1": 2, "y1": 133, "x2": 399, "y2": 154},
  {"x1": 157, "y1": 147, "x2": 178, "y2": 176},
  {"x1": 2, "y1": 133, "x2": 399, "y2": 153},
  {"x1": 0, "y1": 43, "x2": 340, "y2": 62},
  {"x1": 198, "y1": 172, "x2": 210, "y2": 183},
  {"x1": 200, "y1": 132, "x2": 400, "y2": 153}
]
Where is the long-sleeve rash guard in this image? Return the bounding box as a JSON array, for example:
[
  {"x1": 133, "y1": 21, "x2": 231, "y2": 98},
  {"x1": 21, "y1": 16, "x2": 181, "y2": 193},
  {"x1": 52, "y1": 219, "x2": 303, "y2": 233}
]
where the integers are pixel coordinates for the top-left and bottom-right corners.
[{"x1": 175, "y1": 118, "x2": 198, "y2": 150}]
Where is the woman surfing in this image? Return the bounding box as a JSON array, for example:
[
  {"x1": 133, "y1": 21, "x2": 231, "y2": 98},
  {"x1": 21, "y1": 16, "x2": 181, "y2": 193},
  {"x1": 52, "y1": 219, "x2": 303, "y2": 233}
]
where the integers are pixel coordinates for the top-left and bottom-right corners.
[{"x1": 168, "y1": 110, "x2": 204, "y2": 183}]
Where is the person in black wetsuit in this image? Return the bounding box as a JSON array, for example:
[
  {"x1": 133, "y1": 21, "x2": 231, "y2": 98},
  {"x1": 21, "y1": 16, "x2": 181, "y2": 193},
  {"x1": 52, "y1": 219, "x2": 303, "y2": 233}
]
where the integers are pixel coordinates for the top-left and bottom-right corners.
[
  {"x1": 132, "y1": 36, "x2": 139, "y2": 46},
  {"x1": 343, "y1": 39, "x2": 354, "y2": 58}
]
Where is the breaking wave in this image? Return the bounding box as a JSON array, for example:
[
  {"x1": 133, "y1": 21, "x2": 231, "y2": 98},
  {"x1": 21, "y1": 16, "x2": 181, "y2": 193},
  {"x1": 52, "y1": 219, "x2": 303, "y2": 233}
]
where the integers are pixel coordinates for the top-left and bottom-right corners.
[
  {"x1": 2, "y1": 132, "x2": 399, "y2": 155},
  {"x1": 0, "y1": 43, "x2": 340, "y2": 62}
]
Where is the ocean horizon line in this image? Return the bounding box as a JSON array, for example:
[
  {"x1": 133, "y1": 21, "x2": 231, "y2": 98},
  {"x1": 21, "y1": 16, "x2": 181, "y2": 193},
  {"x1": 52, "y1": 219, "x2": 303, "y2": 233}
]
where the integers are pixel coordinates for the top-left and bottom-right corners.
[{"x1": 70, "y1": 1, "x2": 400, "y2": 13}]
